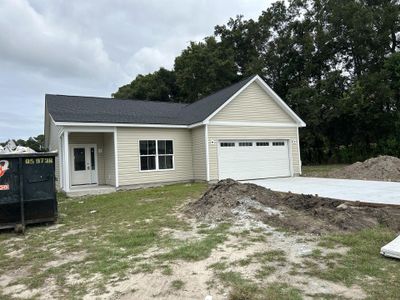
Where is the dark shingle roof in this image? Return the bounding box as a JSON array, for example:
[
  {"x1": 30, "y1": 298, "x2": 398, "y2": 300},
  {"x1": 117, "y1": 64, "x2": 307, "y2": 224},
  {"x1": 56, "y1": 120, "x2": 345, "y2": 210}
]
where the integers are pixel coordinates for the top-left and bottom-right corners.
[{"x1": 46, "y1": 75, "x2": 255, "y2": 125}]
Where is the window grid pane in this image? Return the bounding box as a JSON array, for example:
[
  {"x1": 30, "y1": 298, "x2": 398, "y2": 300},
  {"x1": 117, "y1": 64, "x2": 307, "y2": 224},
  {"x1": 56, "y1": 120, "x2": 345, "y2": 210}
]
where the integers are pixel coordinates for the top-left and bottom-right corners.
[
  {"x1": 159, "y1": 155, "x2": 173, "y2": 169},
  {"x1": 239, "y1": 142, "x2": 253, "y2": 147},
  {"x1": 256, "y1": 142, "x2": 269, "y2": 146},
  {"x1": 140, "y1": 140, "x2": 173, "y2": 171},
  {"x1": 74, "y1": 148, "x2": 86, "y2": 171},
  {"x1": 90, "y1": 147, "x2": 96, "y2": 170},
  {"x1": 158, "y1": 140, "x2": 166, "y2": 154},
  {"x1": 140, "y1": 156, "x2": 156, "y2": 171},
  {"x1": 220, "y1": 142, "x2": 235, "y2": 147}
]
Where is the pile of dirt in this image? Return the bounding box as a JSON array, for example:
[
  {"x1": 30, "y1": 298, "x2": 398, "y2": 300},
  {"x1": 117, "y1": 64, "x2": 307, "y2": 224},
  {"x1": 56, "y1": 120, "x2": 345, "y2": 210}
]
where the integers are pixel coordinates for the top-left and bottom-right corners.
[
  {"x1": 186, "y1": 179, "x2": 400, "y2": 234},
  {"x1": 327, "y1": 155, "x2": 400, "y2": 182}
]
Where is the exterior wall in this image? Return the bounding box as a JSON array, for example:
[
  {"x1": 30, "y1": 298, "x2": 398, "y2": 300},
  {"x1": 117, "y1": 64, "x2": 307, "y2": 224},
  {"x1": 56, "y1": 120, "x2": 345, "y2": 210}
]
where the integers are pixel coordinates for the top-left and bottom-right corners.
[
  {"x1": 69, "y1": 132, "x2": 106, "y2": 185},
  {"x1": 48, "y1": 118, "x2": 61, "y2": 189},
  {"x1": 211, "y1": 82, "x2": 295, "y2": 123},
  {"x1": 103, "y1": 132, "x2": 116, "y2": 186},
  {"x1": 207, "y1": 125, "x2": 300, "y2": 181},
  {"x1": 117, "y1": 127, "x2": 193, "y2": 186},
  {"x1": 191, "y1": 126, "x2": 207, "y2": 181}
]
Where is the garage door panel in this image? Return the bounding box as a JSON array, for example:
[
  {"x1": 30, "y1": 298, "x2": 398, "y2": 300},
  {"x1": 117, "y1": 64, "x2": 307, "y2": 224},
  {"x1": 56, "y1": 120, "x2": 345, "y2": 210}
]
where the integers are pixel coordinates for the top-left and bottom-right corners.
[{"x1": 218, "y1": 140, "x2": 290, "y2": 180}]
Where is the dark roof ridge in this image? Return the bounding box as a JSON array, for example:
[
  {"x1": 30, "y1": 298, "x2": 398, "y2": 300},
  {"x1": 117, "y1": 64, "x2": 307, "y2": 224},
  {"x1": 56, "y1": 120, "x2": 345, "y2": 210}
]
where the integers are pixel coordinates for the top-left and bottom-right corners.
[{"x1": 45, "y1": 94, "x2": 188, "y2": 107}]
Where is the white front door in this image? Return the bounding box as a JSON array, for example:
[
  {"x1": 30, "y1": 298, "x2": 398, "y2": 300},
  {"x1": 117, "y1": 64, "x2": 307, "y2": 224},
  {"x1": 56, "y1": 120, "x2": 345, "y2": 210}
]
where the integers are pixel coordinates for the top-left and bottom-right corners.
[
  {"x1": 70, "y1": 144, "x2": 98, "y2": 186},
  {"x1": 218, "y1": 140, "x2": 291, "y2": 180}
]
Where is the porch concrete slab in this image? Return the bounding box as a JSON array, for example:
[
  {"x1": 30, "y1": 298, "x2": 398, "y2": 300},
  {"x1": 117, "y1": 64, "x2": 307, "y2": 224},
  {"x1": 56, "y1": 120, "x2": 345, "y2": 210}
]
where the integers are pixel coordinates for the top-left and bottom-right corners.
[
  {"x1": 246, "y1": 177, "x2": 400, "y2": 206},
  {"x1": 67, "y1": 185, "x2": 116, "y2": 197}
]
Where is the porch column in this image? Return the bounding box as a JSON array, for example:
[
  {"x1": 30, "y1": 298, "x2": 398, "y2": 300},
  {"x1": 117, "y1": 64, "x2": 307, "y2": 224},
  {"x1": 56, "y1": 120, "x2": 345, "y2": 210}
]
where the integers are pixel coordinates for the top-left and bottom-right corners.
[
  {"x1": 63, "y1": 130, "x2": 70, "y2": 192},
  {"x1": 114, "y1": 127, "x2": 119, "y2": 188}
]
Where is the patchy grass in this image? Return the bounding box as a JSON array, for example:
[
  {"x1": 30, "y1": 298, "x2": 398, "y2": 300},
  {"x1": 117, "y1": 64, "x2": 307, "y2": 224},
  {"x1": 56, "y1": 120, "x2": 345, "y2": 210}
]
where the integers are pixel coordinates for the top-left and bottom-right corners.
[
  {"x1": 251, "y1": 249, "x2": 287, "y2": 263},
  {"x1": 306, "y1": 227, "x2": 400, "y2": 299},
  {"x1": 208, "y1": 261, "x2": 229, "y2": 271},
  {"x1": 221, "y1": 271, "x2": 301, "y2": 300},
  {"x1": 302, "y1": 164, "x2": 348, "y2": 177},
  {"x1": 170, "y1": 279, "x2": 185, "y2": 290},
  {"x1": 0, "y1": 183, "x2": 207, "y2": 298},
  {"x1": 1, "y1": 182, "x2": 400, "y2": 299},
  {"x1": 159, "y1": 223, "x2": 230, "y2": 261}
]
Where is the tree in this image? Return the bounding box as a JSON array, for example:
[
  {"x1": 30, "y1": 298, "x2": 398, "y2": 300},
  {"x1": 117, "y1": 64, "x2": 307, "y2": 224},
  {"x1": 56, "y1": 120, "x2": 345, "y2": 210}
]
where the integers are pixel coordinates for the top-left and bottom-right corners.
[
  {"x1": 174, "y1": 36, "x2": 239, "y2": 102},
  {"x1": 113, "y1": 0, "x2": 400, "y2": 164},
  {"x1": 113, "y1": 68, "x2": 177, "y2": 102}
]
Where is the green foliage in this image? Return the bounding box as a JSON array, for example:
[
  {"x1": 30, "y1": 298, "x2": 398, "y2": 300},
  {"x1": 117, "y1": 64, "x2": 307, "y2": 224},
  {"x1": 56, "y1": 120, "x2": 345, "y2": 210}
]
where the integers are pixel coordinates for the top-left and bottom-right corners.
[
  {"x1": 113, "y1": 67, "x2": 177, "y2": 101},
  {"x1": 174, "y1": 37, "x2": 238, "y2": 102},
  {"x1": 114, "y1": 0, "x2": 400, "y2": 164}
]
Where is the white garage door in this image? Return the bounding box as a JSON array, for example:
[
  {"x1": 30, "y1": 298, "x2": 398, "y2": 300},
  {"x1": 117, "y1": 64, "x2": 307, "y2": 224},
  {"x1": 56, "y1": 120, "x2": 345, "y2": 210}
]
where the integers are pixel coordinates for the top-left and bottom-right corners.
[{"x1": 218, "y1": 140, "x2": 291, "y2": 180}]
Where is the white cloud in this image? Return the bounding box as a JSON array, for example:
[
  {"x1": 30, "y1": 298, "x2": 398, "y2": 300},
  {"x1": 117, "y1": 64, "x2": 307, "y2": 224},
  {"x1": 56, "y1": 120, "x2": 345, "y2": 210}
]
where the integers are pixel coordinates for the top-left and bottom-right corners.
[
  {"x1": 0, "y1": 0, "x2": 123, "y2": 80},
  {"x1": 0, "y1": 0, "x2": 271, "y2": 140}
]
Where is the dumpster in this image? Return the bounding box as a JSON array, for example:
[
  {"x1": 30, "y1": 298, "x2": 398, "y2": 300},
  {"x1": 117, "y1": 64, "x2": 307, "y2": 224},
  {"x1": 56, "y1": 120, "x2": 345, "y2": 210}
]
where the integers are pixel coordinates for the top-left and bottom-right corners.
[{"x1": 0, "y1": 152, "x2": 57, "y2": 231}]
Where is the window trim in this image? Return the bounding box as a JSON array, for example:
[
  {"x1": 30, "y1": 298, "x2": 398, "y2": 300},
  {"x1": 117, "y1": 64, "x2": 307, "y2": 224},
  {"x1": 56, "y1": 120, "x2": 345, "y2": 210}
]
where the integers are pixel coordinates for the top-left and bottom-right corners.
[{"x1": 138, "y1": 139, "x2": 175, "y2": 172}]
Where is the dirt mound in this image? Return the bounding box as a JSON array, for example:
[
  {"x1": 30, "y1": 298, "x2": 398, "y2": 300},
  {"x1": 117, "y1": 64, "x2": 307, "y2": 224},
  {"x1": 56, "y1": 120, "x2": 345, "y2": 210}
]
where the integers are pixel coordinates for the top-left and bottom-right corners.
[
  {"x1": 327, "y1": 155, "x2": 400, "y2": 182},
  {"x1": 186, "y1": 179, "x2": 400, "y2": 234}
]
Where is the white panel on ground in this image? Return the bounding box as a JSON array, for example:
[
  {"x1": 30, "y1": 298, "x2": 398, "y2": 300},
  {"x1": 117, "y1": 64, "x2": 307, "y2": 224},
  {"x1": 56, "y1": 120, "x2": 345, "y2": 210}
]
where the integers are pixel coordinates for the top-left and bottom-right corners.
[
  {"x1": 218, "y1": 140, "x2": 290, "y2": 180},
  {"x1": 381, "y1": 235, "x2": 400, "y2": 260}
]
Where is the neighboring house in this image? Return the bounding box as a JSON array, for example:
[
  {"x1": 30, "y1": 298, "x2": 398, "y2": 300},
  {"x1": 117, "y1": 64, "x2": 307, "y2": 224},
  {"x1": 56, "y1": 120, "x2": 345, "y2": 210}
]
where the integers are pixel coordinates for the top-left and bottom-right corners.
[{"x1": 44, "y1": 75, "x2": 306, "y2": 193}]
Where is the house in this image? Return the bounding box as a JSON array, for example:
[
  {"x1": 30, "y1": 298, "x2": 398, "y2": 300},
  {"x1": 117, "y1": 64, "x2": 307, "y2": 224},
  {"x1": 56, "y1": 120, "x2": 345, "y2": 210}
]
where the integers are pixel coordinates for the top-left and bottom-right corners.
[{"x1": 44, "y1": 75, "x2": 306, "y2": 194}]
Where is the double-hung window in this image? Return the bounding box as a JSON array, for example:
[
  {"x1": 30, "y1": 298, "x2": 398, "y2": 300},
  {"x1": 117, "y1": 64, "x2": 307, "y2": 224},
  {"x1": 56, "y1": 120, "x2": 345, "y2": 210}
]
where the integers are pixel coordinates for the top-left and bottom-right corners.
[{"x1": 139, "y1": 140, "x2": 174, "y2": 171}]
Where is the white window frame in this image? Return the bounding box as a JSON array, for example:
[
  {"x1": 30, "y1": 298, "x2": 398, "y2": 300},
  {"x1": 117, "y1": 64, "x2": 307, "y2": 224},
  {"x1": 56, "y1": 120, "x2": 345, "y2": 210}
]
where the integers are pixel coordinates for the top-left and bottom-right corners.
[{"x1": 138, "y1": 139, "x2": 175, "y2": 172}]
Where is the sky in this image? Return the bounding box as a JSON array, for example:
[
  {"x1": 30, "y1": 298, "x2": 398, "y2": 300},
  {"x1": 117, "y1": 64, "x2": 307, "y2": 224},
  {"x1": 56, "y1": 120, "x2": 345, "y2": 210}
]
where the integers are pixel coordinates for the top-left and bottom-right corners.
[{"x1": 0, "y1": 0, "x2": 272, "y2": 141}]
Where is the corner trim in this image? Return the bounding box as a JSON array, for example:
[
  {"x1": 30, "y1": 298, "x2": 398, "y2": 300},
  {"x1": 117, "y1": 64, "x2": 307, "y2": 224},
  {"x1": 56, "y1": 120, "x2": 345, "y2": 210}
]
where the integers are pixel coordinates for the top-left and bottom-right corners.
[
  {"x1": 296, "y1": 127, "x2": 302, "y2": 175},
  {"x1": 114, "y1": 127, "x2": 119, "y2": 187},
  {"x1": 205, "y1": 124, "x2": 210, "y2": 181}
]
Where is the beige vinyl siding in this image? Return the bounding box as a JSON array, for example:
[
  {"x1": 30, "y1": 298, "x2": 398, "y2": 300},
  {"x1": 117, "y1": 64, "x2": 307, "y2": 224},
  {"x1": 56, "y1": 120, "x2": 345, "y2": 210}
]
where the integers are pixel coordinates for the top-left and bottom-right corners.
[
  {"x1": 208, "y1": 125, "x2": 300, "y2": 181},
  {"x1": 117, "y1": 128, "x2": 193, "y2": 186},
  {"x1": 103, "y1": 132, "x2": 115, "y2": 186},
  {"x1": 69, "y1": 133, "x2": 106, "y2": 185},
  {"x1": 191, "y1": 126, "x2": 207, "y2": 181},
  {"x1": 48, "y1": 118, "x2": 61, "y2": 189},
  {"x1": 211, "y1": 82, "x2": 295, "y2": 123}
]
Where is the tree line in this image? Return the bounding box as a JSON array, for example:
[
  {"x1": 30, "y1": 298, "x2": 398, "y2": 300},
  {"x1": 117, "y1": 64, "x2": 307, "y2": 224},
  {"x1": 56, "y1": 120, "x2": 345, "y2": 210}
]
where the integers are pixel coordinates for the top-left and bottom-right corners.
[{"x1": 113, "y1": 0, "x2": 400, "y2": 164}]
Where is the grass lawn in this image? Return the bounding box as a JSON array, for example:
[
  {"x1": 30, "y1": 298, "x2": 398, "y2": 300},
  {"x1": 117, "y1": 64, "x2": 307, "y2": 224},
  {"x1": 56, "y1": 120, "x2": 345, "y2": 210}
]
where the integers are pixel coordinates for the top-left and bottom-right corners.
[
  {"x1": 302, "y1": 164, "x2": 348, "y2": 177},
  {"x1": 0, "y1": 182, "x2": 399, "y2": 299}
]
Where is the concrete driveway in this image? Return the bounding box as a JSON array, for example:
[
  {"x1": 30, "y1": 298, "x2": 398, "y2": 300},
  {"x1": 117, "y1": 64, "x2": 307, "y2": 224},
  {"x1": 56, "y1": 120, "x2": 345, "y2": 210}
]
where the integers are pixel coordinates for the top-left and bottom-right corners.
[{"x1": 247, "y1": 177, "x2": 400, "y2": 206}]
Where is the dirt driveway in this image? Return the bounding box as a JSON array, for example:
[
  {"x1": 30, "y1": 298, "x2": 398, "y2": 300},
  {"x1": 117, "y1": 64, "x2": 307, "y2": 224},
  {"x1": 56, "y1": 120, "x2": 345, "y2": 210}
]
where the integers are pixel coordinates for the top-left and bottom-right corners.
[{"x1": 248, "y1": 177, "x2": 400, "y2": 205}]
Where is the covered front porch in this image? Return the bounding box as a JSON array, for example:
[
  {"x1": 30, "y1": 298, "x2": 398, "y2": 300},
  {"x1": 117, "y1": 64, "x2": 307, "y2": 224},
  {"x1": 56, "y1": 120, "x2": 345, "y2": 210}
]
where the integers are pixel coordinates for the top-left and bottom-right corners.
[{"x1": 59, "y1": 127, "x2": 119, "y2": 195}]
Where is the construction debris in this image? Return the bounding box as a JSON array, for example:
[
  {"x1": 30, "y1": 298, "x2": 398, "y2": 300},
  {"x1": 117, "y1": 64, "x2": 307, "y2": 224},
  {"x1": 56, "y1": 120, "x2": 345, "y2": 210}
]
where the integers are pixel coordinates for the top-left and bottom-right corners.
[
  {"x1": 0, "y1": 140, "x2": 35, "y2": 154},
  {"x1": 381, "y1": 235, "x2": 400, "y2": 260}
]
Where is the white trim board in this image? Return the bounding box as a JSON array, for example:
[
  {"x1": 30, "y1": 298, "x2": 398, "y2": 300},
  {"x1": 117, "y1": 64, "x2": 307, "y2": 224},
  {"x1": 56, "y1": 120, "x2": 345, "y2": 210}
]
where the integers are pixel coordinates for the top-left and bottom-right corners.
[
  {"x1": 208, "y1": 121, "x2": 298, "y2": 127},
  {"x1": 55, "y1": 122, "x2": 188, "y2": 129}
]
